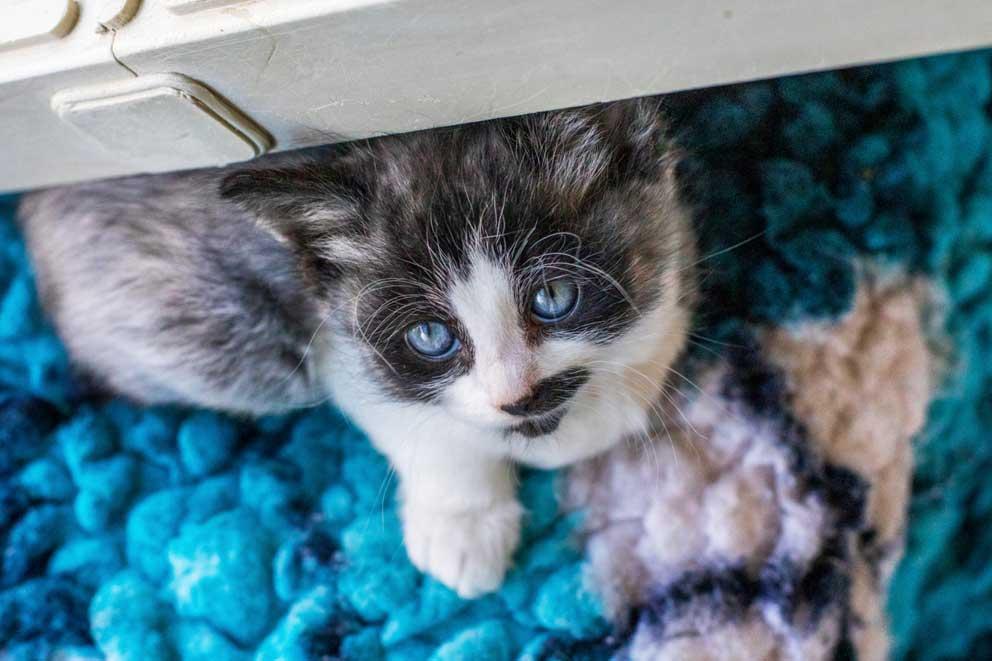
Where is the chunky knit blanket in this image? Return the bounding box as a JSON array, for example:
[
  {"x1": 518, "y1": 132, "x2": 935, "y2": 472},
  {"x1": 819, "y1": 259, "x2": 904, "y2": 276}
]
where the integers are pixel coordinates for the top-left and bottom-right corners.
[{"x1": 2, "y1": 49, "x2": 992, "y2": 660}]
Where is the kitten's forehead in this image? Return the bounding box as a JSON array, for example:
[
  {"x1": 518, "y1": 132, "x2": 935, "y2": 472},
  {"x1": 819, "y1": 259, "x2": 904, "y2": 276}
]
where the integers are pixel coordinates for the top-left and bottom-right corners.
[{"x1": 449, "y1": 253, "x2": 521, "y2": 356}]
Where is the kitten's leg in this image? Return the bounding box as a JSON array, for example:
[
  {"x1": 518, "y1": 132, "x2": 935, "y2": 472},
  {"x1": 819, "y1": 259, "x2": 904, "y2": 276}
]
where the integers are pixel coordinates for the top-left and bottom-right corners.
[{"x1": 388, "y1": 437, "x2": 521, "y2": 598}]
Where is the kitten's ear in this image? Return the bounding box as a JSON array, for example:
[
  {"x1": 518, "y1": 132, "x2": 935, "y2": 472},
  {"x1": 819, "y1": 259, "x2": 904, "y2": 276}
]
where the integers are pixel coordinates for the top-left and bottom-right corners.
[
  {"x1": 526, "y1": 97, "x2": 678, "y2": 206},
  {"x1": 219, "y1": 158, "x2": 371, "y2": 273},
  {"x1": 220, "y1": 161, "x2": 360, "y2": 241},
  {"x1": 594, "y1": 97, "x2": 679, "y2": 179}
]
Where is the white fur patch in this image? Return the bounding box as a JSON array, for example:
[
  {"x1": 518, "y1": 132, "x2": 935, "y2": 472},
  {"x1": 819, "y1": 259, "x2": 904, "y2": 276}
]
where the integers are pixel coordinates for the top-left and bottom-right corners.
[{"x1": 447, "y1": 254, "x2": 532, "y2": 424}]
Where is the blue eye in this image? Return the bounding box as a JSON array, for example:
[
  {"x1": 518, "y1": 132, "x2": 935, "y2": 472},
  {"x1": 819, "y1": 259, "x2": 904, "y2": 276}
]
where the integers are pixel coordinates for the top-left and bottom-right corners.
[
  {"x1": 405, "y1": 321, "x2": 460, "y2": 359},
  {"x1": 531, "y1": 279, "x2": 579, "y2": 323}
]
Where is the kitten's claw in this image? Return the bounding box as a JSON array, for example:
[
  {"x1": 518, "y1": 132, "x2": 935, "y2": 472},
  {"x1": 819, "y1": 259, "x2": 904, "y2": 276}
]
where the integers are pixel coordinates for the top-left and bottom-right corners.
[{"x1": 403, "y1": 499, "x2": 522, "y2": 598}]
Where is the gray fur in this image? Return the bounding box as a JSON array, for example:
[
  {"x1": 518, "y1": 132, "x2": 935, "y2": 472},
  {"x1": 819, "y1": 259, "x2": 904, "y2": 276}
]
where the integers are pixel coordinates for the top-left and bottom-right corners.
[{"x1": 18, "y1": 168, "x2": 325, "y2": 413}]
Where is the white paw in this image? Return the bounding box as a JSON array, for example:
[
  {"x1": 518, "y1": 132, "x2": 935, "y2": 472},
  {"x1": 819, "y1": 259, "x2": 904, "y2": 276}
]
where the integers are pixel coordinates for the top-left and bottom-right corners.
[{"x1": 402, "y1": 498, "x2": 522, "y2": 598}]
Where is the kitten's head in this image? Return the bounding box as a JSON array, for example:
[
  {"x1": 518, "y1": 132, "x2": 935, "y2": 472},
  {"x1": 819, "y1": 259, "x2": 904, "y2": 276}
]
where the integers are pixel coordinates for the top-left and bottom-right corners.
[{"x1": 222, "y1": 99, "x2": 694, "y2": 440}]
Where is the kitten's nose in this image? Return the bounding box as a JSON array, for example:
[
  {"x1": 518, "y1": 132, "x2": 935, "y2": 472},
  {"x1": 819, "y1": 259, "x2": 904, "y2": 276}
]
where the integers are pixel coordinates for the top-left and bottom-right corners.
[{"x1": 498, "y1": 368, "x2": 590, "y2": 418}]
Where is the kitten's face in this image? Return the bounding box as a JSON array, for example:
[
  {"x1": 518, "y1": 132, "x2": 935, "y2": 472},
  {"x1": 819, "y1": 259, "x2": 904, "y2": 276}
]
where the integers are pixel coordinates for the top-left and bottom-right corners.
[{"x1": 223, "y1": 100, "x2": 693, "y2": 440}]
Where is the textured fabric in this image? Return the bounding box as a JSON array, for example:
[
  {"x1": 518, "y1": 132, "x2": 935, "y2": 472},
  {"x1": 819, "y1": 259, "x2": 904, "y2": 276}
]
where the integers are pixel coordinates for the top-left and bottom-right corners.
[
  {"x1": 563, "y1": 275, "x2": 930, "y2": 660},
  {"x1": 0, "y1": 48, "x2": 991, "y2": 660}
]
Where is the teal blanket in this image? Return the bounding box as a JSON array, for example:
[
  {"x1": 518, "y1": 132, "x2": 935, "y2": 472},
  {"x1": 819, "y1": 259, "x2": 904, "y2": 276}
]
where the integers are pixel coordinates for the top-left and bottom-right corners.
[{"x1": 1, "y1": 49, "x2": 991, "y2": 660}]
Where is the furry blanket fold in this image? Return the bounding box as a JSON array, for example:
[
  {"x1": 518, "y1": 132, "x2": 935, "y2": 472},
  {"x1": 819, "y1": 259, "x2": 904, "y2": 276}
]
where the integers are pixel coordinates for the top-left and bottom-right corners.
[{"x1": 568, "y1": 275, "x2": 931, "y2": 659}]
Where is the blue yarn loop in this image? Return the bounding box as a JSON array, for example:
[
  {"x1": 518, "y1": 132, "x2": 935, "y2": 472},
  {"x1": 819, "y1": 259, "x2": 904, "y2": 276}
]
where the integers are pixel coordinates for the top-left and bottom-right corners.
[{"x1": 1, "y1": 50, "x2": 991, "y2": 660}]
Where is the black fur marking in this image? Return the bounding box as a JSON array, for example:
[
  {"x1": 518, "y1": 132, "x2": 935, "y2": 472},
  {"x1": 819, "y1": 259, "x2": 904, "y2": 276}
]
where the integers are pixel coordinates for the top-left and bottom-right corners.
[
  {"x1": 501, "y1": 367, "x2": 590, "y2": 417},
  {"x1": 354, "y1": 289, "x2": 475, "y2": 404},
  {"x1": 509, "y1": 408, "x2": 568, "y2": 439}
]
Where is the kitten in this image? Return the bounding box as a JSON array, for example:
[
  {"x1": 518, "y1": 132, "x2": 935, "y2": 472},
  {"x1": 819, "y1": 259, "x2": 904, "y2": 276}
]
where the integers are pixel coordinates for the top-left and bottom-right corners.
[{"x1": 18, "y1": 99, "x2": 695, "y2": 597}]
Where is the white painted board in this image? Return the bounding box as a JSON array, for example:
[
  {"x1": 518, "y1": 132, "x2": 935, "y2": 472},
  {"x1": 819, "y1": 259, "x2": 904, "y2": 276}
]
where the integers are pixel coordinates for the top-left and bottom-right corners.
[{"x1": 1, "y1": 0, "x2": 990, "y2": 192}]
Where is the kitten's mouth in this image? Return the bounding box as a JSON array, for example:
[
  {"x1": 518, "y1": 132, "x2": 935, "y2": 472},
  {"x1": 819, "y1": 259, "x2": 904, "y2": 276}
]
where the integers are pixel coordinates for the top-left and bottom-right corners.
[{"x1": 506, "y1": 407, "x2": 567, "y2": 438}]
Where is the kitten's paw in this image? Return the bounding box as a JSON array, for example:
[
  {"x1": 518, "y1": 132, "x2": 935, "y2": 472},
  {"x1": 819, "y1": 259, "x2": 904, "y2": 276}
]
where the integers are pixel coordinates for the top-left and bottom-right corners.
[{"x1": 403, "y1": 499, "x2": 522, "y2": 598}]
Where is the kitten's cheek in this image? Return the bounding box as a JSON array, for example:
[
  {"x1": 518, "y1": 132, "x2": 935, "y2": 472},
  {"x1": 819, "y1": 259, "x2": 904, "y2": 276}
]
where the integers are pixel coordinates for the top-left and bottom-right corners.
[
  {"x1": 537, "y1": 339, "x2": 598, "y2": 375},
  {"x1": 441, "y1": 384, "x2": 512, "y2": 428},
  {"x1": 440, "y1": 402, "x2": 511, "y2": 429}
]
